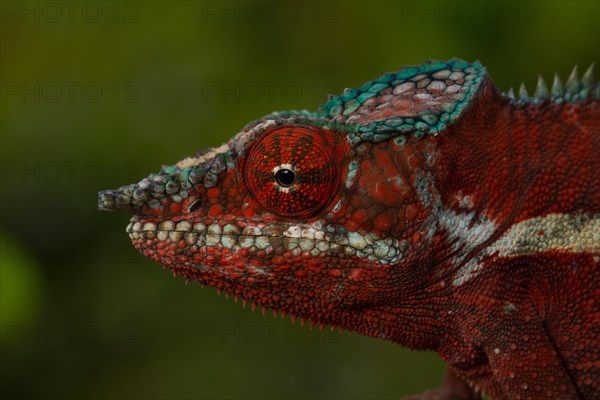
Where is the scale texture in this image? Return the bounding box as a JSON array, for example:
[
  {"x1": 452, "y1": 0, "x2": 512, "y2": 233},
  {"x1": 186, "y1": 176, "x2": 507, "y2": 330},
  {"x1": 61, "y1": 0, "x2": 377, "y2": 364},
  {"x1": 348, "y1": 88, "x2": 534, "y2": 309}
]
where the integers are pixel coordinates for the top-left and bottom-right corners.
[{"x1": 99, "y1": 59, "x2": 599, "y2": 400}]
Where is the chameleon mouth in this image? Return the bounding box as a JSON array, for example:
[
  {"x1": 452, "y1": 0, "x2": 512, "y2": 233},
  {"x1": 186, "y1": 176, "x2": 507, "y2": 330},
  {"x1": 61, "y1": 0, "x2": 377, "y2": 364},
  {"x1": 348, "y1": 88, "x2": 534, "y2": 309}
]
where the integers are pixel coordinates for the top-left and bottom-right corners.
[
  {"x1": 126, "y1": 218, "x2": 249, "y2": 248},
  {"x1": 125, "y1": 218, "x2": 406, "y2": 264}
]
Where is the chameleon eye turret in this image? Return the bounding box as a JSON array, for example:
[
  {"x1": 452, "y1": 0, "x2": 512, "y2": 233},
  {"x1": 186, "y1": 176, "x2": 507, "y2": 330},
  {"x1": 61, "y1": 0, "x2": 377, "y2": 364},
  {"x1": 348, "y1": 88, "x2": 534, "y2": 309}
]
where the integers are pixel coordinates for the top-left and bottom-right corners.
[{"x1": 243, "y1": 125, "x2": 341, "y2": 218}]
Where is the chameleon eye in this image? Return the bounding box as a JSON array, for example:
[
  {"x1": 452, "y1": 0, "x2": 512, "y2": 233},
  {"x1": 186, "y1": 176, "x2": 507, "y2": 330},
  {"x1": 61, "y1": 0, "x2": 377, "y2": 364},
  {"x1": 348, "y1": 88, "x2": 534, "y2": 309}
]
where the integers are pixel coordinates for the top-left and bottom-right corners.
[
  {"x1": 274, "y1": 165, "x2": 296, "y2": 188},
  {"x1": 244, "y1": 125, "x2": 338, "y2": 218}
]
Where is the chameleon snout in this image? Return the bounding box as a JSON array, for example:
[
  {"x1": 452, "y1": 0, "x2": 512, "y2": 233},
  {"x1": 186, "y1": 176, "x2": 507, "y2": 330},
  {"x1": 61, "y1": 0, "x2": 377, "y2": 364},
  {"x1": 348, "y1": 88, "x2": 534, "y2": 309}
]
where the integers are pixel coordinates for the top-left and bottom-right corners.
[
  {"x1": 98, "y1": 184, "x2": 138, "y2": 212},
  {"x1": 98, "y1": 161, "x2": 214, "y2": 215}
]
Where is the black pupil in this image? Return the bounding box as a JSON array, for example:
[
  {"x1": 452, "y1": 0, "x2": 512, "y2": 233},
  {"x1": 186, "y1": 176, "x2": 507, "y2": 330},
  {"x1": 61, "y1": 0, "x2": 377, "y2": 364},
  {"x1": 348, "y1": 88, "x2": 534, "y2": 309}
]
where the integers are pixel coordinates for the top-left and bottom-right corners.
[{"x1": 275, "y1": 169, "x2": 295, "y2": 187}]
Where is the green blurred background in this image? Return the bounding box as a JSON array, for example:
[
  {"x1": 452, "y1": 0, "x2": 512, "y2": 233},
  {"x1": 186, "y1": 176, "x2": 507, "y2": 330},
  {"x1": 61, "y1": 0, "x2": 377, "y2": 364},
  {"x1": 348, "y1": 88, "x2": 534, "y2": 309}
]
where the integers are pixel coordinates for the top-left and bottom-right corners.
[{"x1": 1, "y1": 1, "x2": 598, "y2": 398}]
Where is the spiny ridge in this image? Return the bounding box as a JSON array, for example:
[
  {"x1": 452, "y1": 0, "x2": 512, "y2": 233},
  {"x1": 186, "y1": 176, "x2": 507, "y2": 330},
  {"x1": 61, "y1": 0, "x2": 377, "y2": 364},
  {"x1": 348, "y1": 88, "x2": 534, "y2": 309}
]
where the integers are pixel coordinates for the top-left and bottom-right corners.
[
  {"x1": 518, "y1": 83, "x2": 529, "y2": 100},
  {"x1": 565, "y1": 65, "x2": 579, "y2": 90},
  {"x1": 552, "y1": 73, "x2": 563, "y2": 96},
  {"x1": 535, "y1": 75, "x2": 549, "y2": 98},
  {"x1": 582, "y1": 63, "x2": 595, "y2": 85},
  {"x1": 506, "y1": 87, "x2": 515, "y2": 100},
  {"x1": 503, "y1": 63, "x2": 598, "y2": 103},
  {"x1": 199, "y1": 283, "x2": 348, "y2": 335}
]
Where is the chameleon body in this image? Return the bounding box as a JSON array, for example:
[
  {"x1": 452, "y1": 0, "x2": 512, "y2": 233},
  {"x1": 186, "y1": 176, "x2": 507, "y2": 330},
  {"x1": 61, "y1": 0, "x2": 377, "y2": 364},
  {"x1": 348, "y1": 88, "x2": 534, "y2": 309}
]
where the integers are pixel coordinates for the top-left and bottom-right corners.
[{"x1": 99, "y1": 59, "x2": 599, "y2": 399}]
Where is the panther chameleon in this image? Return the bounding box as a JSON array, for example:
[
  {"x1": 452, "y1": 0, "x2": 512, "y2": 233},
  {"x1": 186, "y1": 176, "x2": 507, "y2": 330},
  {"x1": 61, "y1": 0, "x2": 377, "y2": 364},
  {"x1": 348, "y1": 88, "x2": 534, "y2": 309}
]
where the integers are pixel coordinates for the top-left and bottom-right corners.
[{"x1": 99, "y1": 59, "x2": 599, "y2": 399}]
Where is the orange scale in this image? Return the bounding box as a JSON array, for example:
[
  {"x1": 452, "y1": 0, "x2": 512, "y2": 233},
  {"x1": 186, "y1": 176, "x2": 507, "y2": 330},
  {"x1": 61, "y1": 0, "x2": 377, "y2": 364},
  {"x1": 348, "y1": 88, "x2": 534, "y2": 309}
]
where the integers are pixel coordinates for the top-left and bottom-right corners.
[
  {"x1": 402, "y1": 143, "x2": 416, "y2": 157},
  {"x1": 375, "y1": 149, "x2": 395, "y2": 169},
  {"x1": 208, "y1": 204, "x2": 224, "y2": 216},
  {"x1": 373, "y1": 214, "x2": 393, "y2": 232},
  {"x1": 207, "y1": 187, "x2": 220, "y2": 198},
  {"x1": 407, "y1": 154, "x2": 420, "y2": 169},
  {"x1": 271, "y1": 255, "x2": 286, "y2": 265},
  {"x1": 368, "y1": 183, "x2": 398, "y2": 206},
  {"x1": 327, "y1": 269, "x2": 342, "y2": 277},
  {"x1": 294, "y1": 270, "x2": 307, "y2": 278},
  {"x1": 352, "y1": 209, "x2": 368, "y2": 223},
  {"x1": 345, "y1": 219, "x2": 360, "y2": 232},
  {"x1": 388, "y1": 176, "x2": 405, "y2": 193},
  {"x1": 411, "y1": 230, "x2": 423, "y2": 244},
  {"x1": 156, "y1": 249, "x2": 167, "y2": 257},
  {"x1": 405, "y1": 203, "x2": 419, "y2": 220}
]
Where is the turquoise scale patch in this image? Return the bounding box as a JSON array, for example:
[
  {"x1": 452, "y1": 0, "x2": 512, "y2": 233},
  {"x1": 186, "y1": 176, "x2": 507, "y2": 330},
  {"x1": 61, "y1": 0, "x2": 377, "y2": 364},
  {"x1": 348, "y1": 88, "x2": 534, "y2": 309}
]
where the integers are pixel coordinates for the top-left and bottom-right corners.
[
  {"x1": 368, "y1": 83, "x2": 389, "y2": 93},
  {"x1": 317, "y1": 58, "x2": 488, "y2": 143},
  {"x1": 357, "y1": 92, "x2": 376, "y2": 102},
  {"x1": 396, "y1": 67, "x2": 417, "y2": 79}
]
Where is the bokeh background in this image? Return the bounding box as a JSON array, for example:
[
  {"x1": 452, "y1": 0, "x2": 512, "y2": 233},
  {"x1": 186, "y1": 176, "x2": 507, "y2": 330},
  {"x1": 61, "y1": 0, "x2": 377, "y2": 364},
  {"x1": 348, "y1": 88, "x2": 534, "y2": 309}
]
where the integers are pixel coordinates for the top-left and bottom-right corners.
[{"x1": 1, "y1": 1, "x2": 598, "y2": 398}]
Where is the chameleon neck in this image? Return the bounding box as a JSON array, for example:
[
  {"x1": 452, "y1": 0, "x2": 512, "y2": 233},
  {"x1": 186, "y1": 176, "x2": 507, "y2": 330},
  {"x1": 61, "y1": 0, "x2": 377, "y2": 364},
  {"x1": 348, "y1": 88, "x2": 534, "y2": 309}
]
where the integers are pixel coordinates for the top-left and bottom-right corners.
[{"x1": 357, "y1": 78, "x2": 598, "y2": 350}]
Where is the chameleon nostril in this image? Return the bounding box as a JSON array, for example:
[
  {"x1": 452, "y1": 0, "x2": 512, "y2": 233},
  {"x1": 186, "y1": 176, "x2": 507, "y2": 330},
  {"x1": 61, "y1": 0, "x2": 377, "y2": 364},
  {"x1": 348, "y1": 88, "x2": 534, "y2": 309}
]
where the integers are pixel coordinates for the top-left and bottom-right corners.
[{"x1": 188, "y1": 199, "x2": 203, "y2": 214}]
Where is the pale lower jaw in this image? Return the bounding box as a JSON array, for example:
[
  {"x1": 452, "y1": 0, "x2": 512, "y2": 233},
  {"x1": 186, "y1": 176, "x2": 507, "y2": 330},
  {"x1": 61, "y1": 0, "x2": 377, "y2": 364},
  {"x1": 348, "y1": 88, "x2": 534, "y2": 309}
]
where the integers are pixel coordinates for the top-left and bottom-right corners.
[{"x1": 126, "y1": 219, "x2": 406, "y2": 264}]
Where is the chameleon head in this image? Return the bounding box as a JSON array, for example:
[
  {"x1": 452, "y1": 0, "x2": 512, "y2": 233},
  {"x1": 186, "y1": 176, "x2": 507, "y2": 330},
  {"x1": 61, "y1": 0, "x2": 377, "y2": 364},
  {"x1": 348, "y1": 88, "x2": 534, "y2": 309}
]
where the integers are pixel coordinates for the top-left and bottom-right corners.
[
  {"x1": 99, "y1": 59, "x2": 492, "y2": 336},
  {"x1": 97, "y1": 118, "x2": 408, "y2": 329}
]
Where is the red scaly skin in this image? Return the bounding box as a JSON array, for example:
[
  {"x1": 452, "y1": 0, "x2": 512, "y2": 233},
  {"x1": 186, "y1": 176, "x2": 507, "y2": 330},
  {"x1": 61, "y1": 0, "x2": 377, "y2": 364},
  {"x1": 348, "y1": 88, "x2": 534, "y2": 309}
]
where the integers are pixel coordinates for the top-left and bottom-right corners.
[{"x1": 99, "y1": 60, "x2": 599, "y2": 399}]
